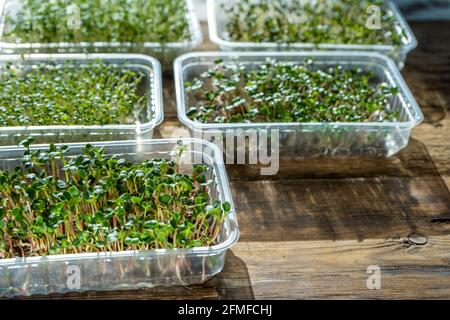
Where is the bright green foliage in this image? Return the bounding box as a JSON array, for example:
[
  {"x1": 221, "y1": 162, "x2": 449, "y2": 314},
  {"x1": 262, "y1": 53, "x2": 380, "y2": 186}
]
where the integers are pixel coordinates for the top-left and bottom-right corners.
[
  {"x1": 0, "y1": 61, "x2": 148, "y2": 126},
  {"x1": 0, "y1": 139, "x2": 231, "y2": 258},
  {"x1": 3, "y1": 0, "x2": 191, "y2": 44},
  {"x1": 186, "y1": 59, "x2": 399, "y2": 123},
  {"x1": 223, "y1": 0, "x2": 404, "y2": 45}
]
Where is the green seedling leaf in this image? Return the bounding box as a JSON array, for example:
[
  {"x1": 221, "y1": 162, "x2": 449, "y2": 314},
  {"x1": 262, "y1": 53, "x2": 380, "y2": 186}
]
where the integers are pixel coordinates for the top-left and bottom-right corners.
[
  {"x1": 130, "y1": 196, "x2": 141, "y2": 205},
  {"x1": 18, "y1": 137, "x2": 34, "y2": 148},
  {"x1": 159, "y1": 193, "x2": 172, "y2": 205},
  {"x1": 124, "y1": 237, "x2": 140, "y2": 245},
  {"x1": 144, "y1": 220, "x2": 158, "y2": 229},
  {"x1": 222, "y1": 202, "x2": 232, "y2": 213}
]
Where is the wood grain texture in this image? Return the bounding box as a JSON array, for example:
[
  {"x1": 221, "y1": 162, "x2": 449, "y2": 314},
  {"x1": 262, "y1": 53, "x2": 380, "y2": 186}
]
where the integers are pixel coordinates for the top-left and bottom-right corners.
[{"x1": 18, "y1": 21, "x2": 450, "y2": 300}]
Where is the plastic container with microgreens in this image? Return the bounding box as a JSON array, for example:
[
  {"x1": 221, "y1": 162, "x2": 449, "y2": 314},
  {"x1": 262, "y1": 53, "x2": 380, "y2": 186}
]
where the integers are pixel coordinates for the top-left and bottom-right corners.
[
  {"x1": 207, "y1": 0, "x2": 417, "y2": 69},
  {"x1": 175, "y1": 51, "x2": 423, "y2": 157},
  {"x1": 0, "y1": 53, "x2": 163, "y2": 146},
  {"x1": 0, "y1": 138, "x2": 238, "y2": 297},
  {"x1": 0, "y1": 0, "x2": 203, "y2": 68}
]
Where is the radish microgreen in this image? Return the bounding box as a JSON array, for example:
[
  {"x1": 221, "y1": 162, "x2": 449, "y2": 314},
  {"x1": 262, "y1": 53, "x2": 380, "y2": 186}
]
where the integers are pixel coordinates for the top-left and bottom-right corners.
[
  {"x1": 0, "y1": 139, "x2": 231, "y2": 258},
  {"x1": 0, "y1": 61, "x2": 148, "y2": 126},
  {"x1": 186, "y1": 58, "x2": 399, "y2": 123},
  {"x1": 223, "y1": 0, "x2": 404, "y2": 46},
  {"x1": 4, "y1": 0, "x2": 191, "y2": 44}
]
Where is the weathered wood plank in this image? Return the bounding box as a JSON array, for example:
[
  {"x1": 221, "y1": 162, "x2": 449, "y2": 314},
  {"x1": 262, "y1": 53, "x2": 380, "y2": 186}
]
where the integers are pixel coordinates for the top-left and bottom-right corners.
[{"x1": 231, "y1": 237, "x2": 450, "y2": 300}]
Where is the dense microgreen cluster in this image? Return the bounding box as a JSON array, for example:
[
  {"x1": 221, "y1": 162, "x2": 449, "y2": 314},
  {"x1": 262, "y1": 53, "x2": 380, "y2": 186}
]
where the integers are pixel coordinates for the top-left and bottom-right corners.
[
  {"x1": 0, "y1": 61, "x2": 148, "y2": 126},
  {"x1": 0, "y1": 138, "x2": 230, "y2": 258},
  {"x1": 185, "y1": 59, "x2": 399, "y2": 123},
  {"x1": 223, "y1": 0, "x2": 404, "y2": 45},
  {"x1": 3, "y1": 0, "x2": 191, "y2": 44}
]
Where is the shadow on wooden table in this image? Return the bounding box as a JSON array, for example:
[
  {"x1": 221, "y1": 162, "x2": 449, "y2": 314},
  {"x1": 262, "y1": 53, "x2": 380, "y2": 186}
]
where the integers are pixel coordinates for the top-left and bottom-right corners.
[
  {"x1": 14, "y1": 251, "x2": 254, "y2": 300},
  {"x1": 228, "y1": 138, "x2": 450, "y2": 242}
]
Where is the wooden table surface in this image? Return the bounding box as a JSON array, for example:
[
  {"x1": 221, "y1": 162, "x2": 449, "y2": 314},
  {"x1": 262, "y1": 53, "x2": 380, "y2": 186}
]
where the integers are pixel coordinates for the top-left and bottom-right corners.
[{"x1": 25, "y1": 21, "x2": 450, "y2": 300}]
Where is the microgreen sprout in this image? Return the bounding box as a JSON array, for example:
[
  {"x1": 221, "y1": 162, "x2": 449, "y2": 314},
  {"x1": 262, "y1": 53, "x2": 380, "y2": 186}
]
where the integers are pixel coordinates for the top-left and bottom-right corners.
[
  {"x1": 3, "y1": 0, "x2": 191, "y2": 44},
  {"x1": 223, "y1": 0, "x2": 405, "y2": 46},
  {"x1": 0, "y1": 61, "x2": 148, "y2": 126},
  {"x1": 185, "y1": 58, "x2": 399, "y2": 123},
  {"x1": 0, "y1": 139, "x2": 231, "y2": 258}
]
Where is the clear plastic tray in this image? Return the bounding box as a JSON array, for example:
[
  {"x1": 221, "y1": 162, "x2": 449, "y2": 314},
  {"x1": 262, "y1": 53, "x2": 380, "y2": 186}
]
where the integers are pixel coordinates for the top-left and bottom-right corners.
[
  {"x1": 0, "y1": 53, "x2": 163, "y2": 146},
  {"x1": 174, "y1": 51, "x2": 424, "y2": 157},
  {"x1": 207, "y1": 0, "x2": 417, "y2": 69},
  {"x1": 0, "y1": 0, "x2": 203, "y2": 67},
  {"x1": 0, "y1": 138, "x2": 239, "y2": 297}
]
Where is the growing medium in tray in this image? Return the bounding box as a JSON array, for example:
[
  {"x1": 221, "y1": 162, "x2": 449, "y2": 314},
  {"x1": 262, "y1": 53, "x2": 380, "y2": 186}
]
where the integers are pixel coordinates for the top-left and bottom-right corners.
[
  {"x1": 0, "y1": 61, "x2": 148, "y2": 126},
  {"x1": 0, "y1": 139, "x2": 231, "y2": 258},
  {"x1": 222, "y1": 0, "x2": 405, "y2": 46},
  {"x1": 185, "y1": 58, "x2": 399, "y2": 124},
  {"x1": 3, "y1": 0, "x2": 191, "y2": 44}
]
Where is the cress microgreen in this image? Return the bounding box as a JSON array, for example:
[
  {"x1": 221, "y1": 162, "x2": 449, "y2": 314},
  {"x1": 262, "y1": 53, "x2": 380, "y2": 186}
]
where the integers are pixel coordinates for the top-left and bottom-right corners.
[
  {"x1": 3, "y1": 0, "x2": 191, "y2": 44},
  {"x1": 0, "y1": 61, "x2": 148, "y2": 126},
  {"x1": 0, "y1": 140, "x2": 231, "y2": 258},
  {"x1": 185, "y1": 58, "x2": 399, "y2": 123},
  {"x1": 223, "y1": 0, "x2": 405, "y2": 46}
]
